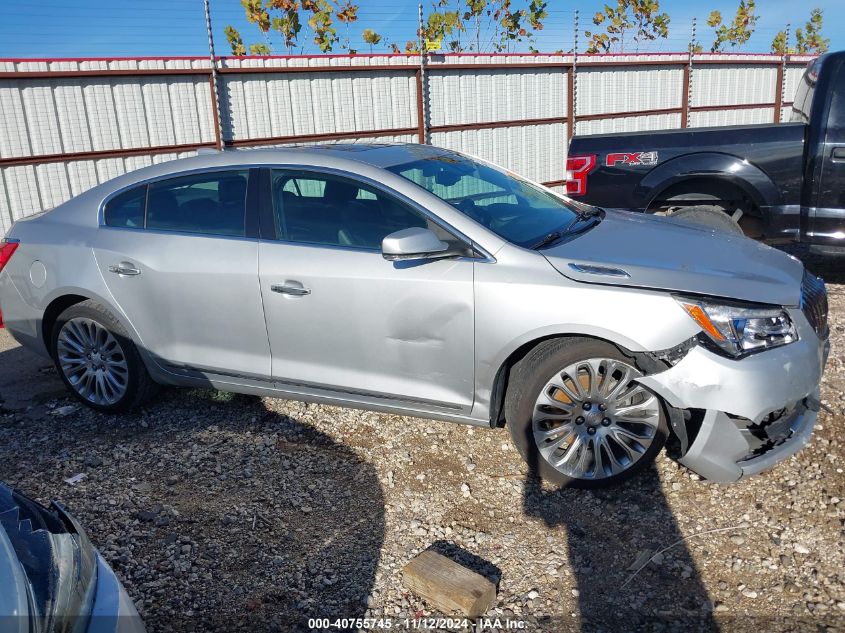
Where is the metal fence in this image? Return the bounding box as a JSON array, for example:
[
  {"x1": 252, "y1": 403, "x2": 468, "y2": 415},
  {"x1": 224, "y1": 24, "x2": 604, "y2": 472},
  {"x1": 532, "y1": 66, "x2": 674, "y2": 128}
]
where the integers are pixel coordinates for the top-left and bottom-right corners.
[{"x1": 0, "y1": 51, "x2": 815, "y2": 235}]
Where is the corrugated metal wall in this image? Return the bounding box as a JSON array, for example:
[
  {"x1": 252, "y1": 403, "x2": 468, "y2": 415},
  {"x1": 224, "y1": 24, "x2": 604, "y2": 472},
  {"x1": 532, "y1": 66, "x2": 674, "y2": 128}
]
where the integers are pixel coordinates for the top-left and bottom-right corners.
[{"x1": 0, "y1": 53, "x2": 815, "y2": 235}]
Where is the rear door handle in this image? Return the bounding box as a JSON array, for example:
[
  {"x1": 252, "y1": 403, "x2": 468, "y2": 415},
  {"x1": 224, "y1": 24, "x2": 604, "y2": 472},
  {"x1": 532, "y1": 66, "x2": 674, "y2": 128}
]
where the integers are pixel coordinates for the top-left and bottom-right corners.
[
  {"x1": 832, "y1": 147, "x2": 845, "y2": 162},
  {"x1": 108, "y1": 262, "x2": 141, "y2": 276},
  {"x1": 271, "y1": 281, "x2": 311, "y2": 296}
]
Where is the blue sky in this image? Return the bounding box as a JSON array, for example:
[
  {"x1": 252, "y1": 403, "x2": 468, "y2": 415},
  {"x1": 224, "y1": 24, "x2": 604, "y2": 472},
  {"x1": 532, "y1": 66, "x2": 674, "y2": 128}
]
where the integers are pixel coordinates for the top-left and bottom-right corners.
[{"x1": 0, "y1": 0, "x2": 842, "y2": 58}]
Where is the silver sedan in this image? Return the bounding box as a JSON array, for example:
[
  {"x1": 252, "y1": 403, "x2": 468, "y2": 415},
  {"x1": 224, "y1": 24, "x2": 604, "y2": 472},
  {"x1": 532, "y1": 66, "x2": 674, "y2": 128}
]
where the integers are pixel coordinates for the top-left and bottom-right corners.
[{"x1": 0, "y1": 144, "x2": 829, "y2": 487}]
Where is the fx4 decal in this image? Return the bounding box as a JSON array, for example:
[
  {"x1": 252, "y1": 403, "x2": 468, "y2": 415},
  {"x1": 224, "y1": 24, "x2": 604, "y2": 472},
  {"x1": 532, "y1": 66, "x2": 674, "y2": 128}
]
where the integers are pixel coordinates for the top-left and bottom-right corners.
[{"x1": 606, "y1": 151, "x2": 659, "y2": 167}]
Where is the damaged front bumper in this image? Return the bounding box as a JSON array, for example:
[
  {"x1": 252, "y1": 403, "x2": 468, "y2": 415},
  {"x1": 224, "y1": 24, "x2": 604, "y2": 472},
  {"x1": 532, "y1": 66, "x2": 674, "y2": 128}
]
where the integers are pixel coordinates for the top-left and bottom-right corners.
[{"x1": 638, "y1": 308, "x2": 829, "y2": 483}]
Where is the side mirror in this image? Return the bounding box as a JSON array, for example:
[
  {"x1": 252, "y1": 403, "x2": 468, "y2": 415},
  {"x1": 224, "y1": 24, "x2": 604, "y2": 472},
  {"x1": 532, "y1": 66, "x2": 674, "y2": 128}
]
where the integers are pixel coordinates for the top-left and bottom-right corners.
[{"x1": 382, "y1": 227, "x2": 450, "y2": 261}]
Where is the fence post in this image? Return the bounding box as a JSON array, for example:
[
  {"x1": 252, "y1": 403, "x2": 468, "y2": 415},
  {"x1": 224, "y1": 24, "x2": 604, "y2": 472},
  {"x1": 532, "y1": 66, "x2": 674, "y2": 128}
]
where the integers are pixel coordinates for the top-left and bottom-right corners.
[
  {"x1": 568, "y1": 10, "x2": 578, "y2": 141},
  {"x1": 203, "y1": 0, "x2": 225, "y2": 149},
  {"x1": 681, "y1": 17, "x2": 696, "y2": 129},
  {"x1": 416, "y1": 3, "x2": 430, "y2": 144},
  {"x1": 774, "y1": 23, "x2": 790, "y2": 123}
]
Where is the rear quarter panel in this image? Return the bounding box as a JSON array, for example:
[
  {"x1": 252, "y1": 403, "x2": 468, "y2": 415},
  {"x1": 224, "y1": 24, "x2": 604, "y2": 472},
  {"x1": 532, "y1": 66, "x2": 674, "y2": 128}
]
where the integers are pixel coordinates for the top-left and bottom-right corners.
[{"x1": 0, "y1": 201, "x2": 138, "y2": 357}]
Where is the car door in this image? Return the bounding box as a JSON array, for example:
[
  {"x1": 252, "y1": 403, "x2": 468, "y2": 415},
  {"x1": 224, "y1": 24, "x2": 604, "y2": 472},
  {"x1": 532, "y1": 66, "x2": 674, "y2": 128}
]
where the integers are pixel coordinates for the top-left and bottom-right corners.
[
  {"x1": 93, "y1": 168, "x2": 271, "y2": 378},
  {"x1": 809, "y1": 57, "x2": 845, "y2": 244},
  {"x1": 258, "y1": 168, "x2": 476, "y2": 411}
]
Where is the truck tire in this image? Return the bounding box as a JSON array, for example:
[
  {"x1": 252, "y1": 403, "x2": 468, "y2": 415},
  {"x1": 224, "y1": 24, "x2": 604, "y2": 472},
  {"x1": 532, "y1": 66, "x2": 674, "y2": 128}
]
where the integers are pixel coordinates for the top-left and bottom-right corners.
[
  {"x1": 505, "y1": 337, "x2": 668, "y2": 489},
  {"x1": 51, "y1": 300, "x2": 159, "y2": 413},
  {"x1": 668, "y1": 205, "x2": 744, "y2": 235}
]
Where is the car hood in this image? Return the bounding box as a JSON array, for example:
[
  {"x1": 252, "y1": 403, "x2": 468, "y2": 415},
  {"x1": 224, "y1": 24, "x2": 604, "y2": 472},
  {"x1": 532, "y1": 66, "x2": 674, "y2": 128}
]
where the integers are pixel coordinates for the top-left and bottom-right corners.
[{"x1": 542, "y1": 210, "x2": 804, "y2": 306}]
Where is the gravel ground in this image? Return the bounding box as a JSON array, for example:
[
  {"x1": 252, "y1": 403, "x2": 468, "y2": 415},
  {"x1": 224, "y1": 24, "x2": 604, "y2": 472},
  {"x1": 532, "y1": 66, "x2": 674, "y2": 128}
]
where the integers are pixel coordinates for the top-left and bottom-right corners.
[{"x1": 0, "y1": 253, "x2": 843, "y2": 633}]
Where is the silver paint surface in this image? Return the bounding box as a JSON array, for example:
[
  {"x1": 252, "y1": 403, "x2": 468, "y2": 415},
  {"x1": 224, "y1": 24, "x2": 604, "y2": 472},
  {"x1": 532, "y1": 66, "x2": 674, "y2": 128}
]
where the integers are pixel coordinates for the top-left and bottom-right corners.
[{"x1": 0, "y1": 144, "x2": 827, "y2": 481}]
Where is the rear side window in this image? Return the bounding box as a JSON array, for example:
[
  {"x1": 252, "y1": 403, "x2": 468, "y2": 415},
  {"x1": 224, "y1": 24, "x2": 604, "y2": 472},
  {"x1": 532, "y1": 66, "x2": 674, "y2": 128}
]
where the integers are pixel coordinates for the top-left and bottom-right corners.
[
  {"x1": 104, "y1": 186, "x2": 146, "y2": 228},
  {"x1": 146, "y1": 170, "x2": 249, "y2": 237}
]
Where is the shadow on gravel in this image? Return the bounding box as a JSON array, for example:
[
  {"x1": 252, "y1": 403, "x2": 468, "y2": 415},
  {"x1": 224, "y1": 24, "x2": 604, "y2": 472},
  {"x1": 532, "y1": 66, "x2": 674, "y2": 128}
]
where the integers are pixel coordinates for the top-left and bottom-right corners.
[
  {"x1": 175, "y1": 403, "x2": 387, "y2": 633},
  {"x1": 522, "y1": 462, "x2": 718, "y2": 633},
  {"x1": 0, "y1": 342, "x2": 65, "y2": 413},
  {"x1": 427, "y1": 540, "x2": 502, "y2": 589},
  {"x1": 0, "y1": 338, "x2": 386, "y2": 633}
]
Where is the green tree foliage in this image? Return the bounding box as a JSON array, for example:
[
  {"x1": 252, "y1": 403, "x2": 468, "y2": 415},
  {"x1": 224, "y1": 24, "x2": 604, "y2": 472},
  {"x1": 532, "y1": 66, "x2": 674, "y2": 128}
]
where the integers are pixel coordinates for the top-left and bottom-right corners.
[
  {"x1": 422, "y1": 3, "x2": 464, "y2": 49},
  {"x1": 304, "y1": 0, "x2": 338, "y2": 53},
  {"x1": 242, "y1": 0, "x2": 271, "y2": 33},
  {"x1": 403, "y1": 2, "x2": 463, "y2": 53},
  {"x1": 226, "y1": 0, "x2": 356, "y2": 54},
  {"x1": 795, "y1": 8, "x2": 829, "y2": 54},
  {"x1": 463, "y1": 0, "x2": 488, "y2": 52},
  {"x1": 493, "y1": 0, "x2": 548, "y2": 52},
  {"x1": 707, "y1": 0, "x2": 757, "y2": 52},
  {"x1": 585, "y1": 0, "x2": 669, "y2": 54},
  {"x1": 631, "y1": 0, "x2": 669, "y2": 50},
  {"x1": 771, "y1": 8, "x2": 830, "y2": 55},
  {"x1": 268, "y1": 1, "x2": 302, "y2": 54},
  {"x1": 362, "y1": 28, "x2": 382, "y2": 53},
  {"x1": 225, "y1": 25, "x2": 247, "y2": 56},
  {"x1": 770, "y1": 29, "x2": 789, "y2": 55},
  {"x1": 335, "y1": 0, "x2": 359, "y2": 52}
]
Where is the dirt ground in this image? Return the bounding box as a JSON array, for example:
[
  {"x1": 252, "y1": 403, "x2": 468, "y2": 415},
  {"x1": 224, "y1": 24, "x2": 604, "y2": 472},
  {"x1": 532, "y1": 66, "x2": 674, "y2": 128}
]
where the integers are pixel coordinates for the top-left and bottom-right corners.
[{"x1": 0, "y1": 251, "x2": 843, "y2": 633}]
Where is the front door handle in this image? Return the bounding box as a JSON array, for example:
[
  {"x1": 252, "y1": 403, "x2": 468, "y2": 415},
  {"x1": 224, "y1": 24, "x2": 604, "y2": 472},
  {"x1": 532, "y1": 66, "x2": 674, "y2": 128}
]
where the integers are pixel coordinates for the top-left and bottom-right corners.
[
  {"x1": 108, "y1": 262, "x2": 141, "y2": 276},
  {"x1": 271, "y1": 281, "x2": 311, "y2": 296},
  {"x1": 832, "y1": 146, "x2": 845, "y2": 162}
]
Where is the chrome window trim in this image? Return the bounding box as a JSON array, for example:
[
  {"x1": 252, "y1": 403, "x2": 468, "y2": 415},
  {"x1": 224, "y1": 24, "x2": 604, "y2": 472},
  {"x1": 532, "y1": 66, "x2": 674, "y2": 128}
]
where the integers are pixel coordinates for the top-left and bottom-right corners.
[{"x1": 97, "y1": 224, "x2": 261, "y2": 243}]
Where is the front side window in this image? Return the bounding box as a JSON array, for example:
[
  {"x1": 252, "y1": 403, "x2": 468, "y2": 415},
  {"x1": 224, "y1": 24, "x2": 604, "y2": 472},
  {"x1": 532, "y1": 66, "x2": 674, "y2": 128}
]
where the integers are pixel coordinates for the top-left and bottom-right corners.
[
  {"x1": 271, "y1": 170, "x2": 461, "y2": 251},
  {"x1": 146, "y1": 170, "x2": 249, "y2": 237},
  {"x1": 104, "y1": 186, "x2": 146, "y2": 228},
  {"x1": 386, "y1": 151, "x2": 589, "y2": 248}
]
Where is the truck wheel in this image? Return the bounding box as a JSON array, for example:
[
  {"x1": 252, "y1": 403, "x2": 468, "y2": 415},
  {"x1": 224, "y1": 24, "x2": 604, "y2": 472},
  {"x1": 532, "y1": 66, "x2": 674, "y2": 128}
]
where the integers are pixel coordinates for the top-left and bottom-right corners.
[
  {"x1": 505, "y1": 338, "x2": 668, "y2": 489},
  {"x1": 668, "y1": 205, "x2": 744, "y2": 235},
  {"x1": 51, "y1": 300, "x2": 159, "y2": 413}
]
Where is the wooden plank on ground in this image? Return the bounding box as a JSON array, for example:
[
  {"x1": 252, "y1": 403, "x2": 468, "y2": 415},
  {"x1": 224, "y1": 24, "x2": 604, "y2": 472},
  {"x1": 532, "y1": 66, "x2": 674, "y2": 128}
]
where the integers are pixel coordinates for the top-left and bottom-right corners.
[{"x1": 402, "y1": 550, "x2": 496, "y2": 617}]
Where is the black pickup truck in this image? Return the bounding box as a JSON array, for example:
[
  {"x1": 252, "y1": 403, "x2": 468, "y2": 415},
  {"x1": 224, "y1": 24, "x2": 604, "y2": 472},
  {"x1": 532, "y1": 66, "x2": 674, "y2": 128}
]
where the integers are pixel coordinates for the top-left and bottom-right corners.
[{"x1": 566, "y1": 50, "x2": 845, "y2": 254}]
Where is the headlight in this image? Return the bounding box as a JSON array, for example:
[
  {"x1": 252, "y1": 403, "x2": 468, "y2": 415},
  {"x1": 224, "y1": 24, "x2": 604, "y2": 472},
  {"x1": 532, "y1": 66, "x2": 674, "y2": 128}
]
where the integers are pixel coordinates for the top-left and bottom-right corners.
[{"x1": 676, "y1": 297, "x2": 797, "y2": 357}]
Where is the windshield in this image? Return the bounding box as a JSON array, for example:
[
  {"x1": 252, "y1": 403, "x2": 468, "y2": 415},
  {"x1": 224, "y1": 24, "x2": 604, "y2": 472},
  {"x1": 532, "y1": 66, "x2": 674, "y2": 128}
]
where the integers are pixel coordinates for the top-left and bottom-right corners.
[{"x1": 385, "y1": 152, "x2": 593, "y2": 248}]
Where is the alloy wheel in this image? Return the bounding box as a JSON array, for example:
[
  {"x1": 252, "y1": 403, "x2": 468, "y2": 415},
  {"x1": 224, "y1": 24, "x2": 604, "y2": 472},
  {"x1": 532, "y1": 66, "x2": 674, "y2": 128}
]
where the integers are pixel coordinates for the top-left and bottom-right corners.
[
  {"x1": 532, "y1": 357, "x2": 661, "y2": 481},
  {"x1": 56, "y1": 317, "x2": 129, "y2": 406}
]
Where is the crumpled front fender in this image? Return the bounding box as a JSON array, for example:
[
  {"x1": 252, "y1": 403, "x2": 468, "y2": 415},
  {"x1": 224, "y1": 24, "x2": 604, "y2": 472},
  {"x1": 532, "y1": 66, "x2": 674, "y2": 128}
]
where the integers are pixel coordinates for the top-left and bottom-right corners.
[{"x1": 636, "y1": 309, "x2": 825, "y2": 423}]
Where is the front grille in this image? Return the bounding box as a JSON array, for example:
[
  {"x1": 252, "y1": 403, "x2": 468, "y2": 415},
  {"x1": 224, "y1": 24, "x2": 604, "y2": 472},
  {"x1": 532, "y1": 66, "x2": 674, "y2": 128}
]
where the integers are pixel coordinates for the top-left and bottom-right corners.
[{"x1": 801, "y1": 270, "x2": 829, "y2": 338}]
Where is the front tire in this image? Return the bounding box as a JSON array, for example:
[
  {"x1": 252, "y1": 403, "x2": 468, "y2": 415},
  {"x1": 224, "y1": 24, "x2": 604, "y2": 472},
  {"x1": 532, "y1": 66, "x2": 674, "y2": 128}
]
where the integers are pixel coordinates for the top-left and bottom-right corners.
[
  {"x1": 505, "y1": 338, "x2": 668, "y2": 489},
  {"x1": 51, "y1": 300, "x2": 158, "y2": 413}
]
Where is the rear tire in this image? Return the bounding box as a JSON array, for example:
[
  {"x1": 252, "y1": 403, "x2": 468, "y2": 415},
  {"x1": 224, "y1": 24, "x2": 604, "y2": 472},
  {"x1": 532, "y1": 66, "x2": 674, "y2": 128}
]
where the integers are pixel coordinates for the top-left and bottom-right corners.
[
  {"x1": 505, "y1": 338, "x2": 668, "y2": 489},
  {"x1": 667, "y1": 205, "x2": 744, "y2": 235},
  {"x1": 51, "y1": 300, "x2": 158, "y2": 413}
]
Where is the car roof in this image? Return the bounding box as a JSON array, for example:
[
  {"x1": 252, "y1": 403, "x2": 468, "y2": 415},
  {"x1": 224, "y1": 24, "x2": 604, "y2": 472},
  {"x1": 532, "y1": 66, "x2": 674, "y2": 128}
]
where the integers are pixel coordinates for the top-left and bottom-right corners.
[
  {"x1": 204, "y1": 142, "x2": 451, "y2": 169},
  {"x1": 74, "y1": 142, "x2": 453, "y2": 203}
]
